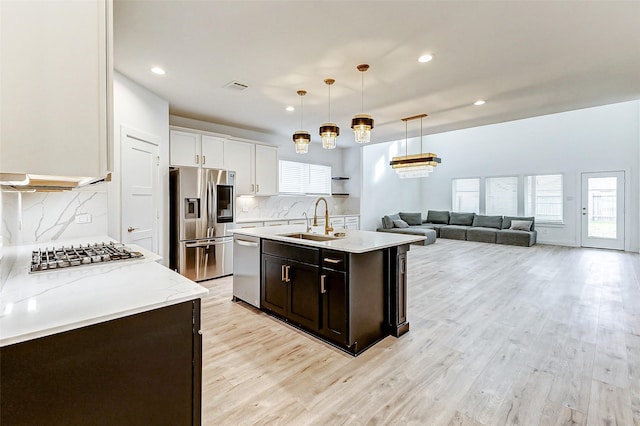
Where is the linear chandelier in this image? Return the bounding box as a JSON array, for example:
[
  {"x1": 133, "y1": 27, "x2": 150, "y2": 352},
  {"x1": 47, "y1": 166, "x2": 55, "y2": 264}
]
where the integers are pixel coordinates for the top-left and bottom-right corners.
[{"x1": 389, "y1": 114, "x2": 441, "y2": 178}]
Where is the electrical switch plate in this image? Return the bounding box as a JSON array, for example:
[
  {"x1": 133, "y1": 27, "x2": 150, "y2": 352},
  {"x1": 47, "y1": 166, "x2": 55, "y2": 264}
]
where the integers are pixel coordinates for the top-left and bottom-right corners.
[{"x1": 75, "y1": 213, "x2": 92, "y2": 224}]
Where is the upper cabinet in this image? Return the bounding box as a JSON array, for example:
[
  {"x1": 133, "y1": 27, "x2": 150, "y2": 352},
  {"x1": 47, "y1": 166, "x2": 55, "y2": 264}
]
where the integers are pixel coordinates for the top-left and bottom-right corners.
[
  {"x1": 223, "y1": 140, "x2": 278, "y2": 196},
  {"x1": 170, "y1": 129, "x2": 224, "y2": 169},
  {"x1": 0, "y1": 0, "x2": 112, "y2": 179},
  {"x1": 170, "y1": 127, "x2": 278, "y2": 196}
]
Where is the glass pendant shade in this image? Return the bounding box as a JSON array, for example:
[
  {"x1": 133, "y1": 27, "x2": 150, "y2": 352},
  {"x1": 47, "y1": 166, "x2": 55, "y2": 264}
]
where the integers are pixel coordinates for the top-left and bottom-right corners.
[
  {"x1": 320, "y1": 123, "x2": 339, "y2": 149},
  {"x1": 351, "y1": 114, "x2": 374, "y2": 144},
  {"x1": 293, "y1": 130, "x2": 310, "y2": 154},
  {"x1": 292, "y1": 90, "x2": 310, "y2": 154},
  {"x1": 320, "y1": 78, "x2": 338, "y2": 149}
]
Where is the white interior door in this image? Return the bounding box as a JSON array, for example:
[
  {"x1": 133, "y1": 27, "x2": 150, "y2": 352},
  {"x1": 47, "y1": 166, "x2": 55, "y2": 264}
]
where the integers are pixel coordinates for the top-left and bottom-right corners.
[
  {"x1": 581, "y1": 171, "x2": 625, "y2": 250},
  {"x1": 121, "y1": 127, "x2": 159, "y2": 253}
]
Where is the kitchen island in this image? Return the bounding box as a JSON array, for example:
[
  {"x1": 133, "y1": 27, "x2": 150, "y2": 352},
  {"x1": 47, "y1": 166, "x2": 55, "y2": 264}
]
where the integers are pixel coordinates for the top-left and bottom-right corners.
[
  {"x1": 0, "y1": 237, "x2": 208, "y2": 425},
  {"x1": 233, "y1": 225, "x2": 426, "y2": 355}
]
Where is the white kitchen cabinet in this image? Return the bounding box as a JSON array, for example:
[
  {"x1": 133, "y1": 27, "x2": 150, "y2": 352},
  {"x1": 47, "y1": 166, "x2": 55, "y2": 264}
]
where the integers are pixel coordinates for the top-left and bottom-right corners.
[
  {"x1": 223, "y1": 140, "x2": 254, "y2": 194},
  {"x1": 329, "y1": 217, "x2": 345, "y2": 230},
  {"x1": 0, "y1": 0, "x2": 112, "y2": 179},
  {"x1": 264, "y1": 220, "x2": 288, "y2": 227},
  {"x1": 170, "y1": 129, "x2": 225, "y2": 169},
  {"x1": 223, "y1": 140, "x2": 278, "y2": 196},
  {"x1": 236, "y1": 222, "x2": 263, "y2": 229},
  {"x1": 254, "y1": 145, "x2": 278, "y2": 195},
  {"x1": 345, "y1": 216, "x2": 360, "y2": 230}
]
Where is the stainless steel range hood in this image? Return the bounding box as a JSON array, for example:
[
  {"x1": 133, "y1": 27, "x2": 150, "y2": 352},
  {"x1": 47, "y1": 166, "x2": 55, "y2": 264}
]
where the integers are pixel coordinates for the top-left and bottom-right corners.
[{"x1": 0, "y1": 173, "x2": 111, "y2": 192}]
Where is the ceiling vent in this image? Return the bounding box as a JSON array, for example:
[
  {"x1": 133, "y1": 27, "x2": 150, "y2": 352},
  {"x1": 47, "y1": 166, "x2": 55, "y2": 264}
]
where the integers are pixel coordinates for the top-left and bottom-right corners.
[{"x1": 223, "y1": 80, "x2": 249, "y2": 91}]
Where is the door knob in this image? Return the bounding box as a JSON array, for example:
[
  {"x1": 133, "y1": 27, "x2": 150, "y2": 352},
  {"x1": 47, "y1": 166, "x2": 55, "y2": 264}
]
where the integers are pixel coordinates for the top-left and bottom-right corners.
[{"x1": 127, "y1": 227, "x2": 137, "y2": 233}]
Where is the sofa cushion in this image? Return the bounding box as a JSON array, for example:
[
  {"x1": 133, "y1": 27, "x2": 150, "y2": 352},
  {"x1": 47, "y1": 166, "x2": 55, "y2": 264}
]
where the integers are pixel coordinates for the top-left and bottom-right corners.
[
  {"x1": 467, "y1": 227, "x2": 498, "y2": 243},
  {"x1": 496, "y1": 230, "x2": 537, "y2": 247},
  {"x1": 393, "y1": 219, "x2": 410, "y2": 228},
  {"x1": 381, "y1": 214, "x2": 401, "y2": 229},
  {"x1": 426, "y1": 210, "x2": 450, "y2": 224},
  {"x1": 510, "y1": 220, "x2": 533, "y2": 231},
  {"x1": 450, "y1": 212, "x2": 475, "y2": 226},
  {"x1": 472, "y1": 215, "x2": 503, "y2": 229},
  {"x1": 440, "y1": 225, "x2": 469, "y2": 240},
  {"x1": 399, "y1": 212, "x2": 423, "y2": 226},
  {"x1": 502, "y1": 216, "x2": 535, "y2": 231},
  {"x1": 376, "y1": 227, "x2": 437, "y2": 245}
]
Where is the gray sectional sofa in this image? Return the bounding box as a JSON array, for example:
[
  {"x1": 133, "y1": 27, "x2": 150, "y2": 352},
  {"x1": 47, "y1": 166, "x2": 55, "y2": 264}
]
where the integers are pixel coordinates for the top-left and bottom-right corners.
[
  {"x1": 376, "y1": 212, "x2": 437, "y2": 245},
  {"x1": 377, "y1": 210, "x2": 537, "y2": 247}
]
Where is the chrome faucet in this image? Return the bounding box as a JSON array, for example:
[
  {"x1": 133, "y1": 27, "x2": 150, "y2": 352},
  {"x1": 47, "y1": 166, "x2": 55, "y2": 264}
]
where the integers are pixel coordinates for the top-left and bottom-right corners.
[
  {"x1": 302, "y1": 211, "x2": 312, "y2": 233},
  {"x1": 313, "y1": 197, "x2": 333, "y2": 235}
]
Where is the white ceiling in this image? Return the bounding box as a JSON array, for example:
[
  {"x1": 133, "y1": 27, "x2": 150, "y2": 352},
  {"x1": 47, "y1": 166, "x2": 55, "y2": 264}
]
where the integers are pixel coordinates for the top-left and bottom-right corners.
[{"x1": 114, "y1": 1, "x2": 640, "y2": 146}]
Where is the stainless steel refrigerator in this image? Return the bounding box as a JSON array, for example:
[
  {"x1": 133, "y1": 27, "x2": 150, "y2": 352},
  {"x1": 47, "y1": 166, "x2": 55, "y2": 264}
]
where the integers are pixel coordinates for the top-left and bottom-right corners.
[{"x1": 170, "y1": 167, "x2": 235, "y2": 281}]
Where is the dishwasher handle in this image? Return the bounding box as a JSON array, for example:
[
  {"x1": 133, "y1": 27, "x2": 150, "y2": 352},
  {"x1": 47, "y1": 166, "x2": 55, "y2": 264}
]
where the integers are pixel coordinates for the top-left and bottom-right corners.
[{"x1": 236, "y1": 239, "x2": 259, "y2": 248}]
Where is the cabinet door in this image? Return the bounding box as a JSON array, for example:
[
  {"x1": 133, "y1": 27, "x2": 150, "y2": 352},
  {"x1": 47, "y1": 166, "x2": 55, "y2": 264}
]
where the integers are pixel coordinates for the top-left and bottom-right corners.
[
  {"x1": 223, "y1": 140, "x2": 254, "y2": 195},
  {"x1": 255, "y1": 145, "x2": 278, "y2": 195},
  {"x1": 330, "y1": 217, "x2": 345, "y2": 229},
  {"x1": 344, "y1": 216, "x2": 359, "y2": 230},
  {"x1": 287, "y1": 260, "x2": 320, "y2": 331},
  {"x1": 320, "y1": 269, "x2": 348, "y2": 345},
  {"x1": 1, "y1": 0, "x2": 110, "y2": 177},
  {"x1": 170, "y1": 130, "x2": 199, "y2": 167},
  {"x1": 261, "y1": 254, "x2": 287, "y2": 317},
  {"x1": 200, "y1": 135, "x2": 225, "y2": 169}
]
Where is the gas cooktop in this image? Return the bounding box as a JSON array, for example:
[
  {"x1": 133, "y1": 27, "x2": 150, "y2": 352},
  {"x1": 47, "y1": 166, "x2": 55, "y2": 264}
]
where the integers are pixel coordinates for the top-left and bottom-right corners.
[{"x1": 30, "y1": 241, "x2": 144, "y2": 273}]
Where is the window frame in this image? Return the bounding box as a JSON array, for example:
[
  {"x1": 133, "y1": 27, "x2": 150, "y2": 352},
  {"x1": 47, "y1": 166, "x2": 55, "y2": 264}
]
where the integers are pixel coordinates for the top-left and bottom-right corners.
[
  {"x1": 451, "y1": 177, "x2": 480, "y2": 214},
  {"x1": 524, "y1": 173, "x2": 564, "y2": 224},
  {"x1": 485, "y1": 175, "x2": 519, "y2": 217}
]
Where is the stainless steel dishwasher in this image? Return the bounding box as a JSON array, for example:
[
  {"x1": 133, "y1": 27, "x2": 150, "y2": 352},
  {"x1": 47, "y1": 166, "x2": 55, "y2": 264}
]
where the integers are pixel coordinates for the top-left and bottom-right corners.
[{"x1": 232, "y1": 234, "x2": 261, "y2": 308}]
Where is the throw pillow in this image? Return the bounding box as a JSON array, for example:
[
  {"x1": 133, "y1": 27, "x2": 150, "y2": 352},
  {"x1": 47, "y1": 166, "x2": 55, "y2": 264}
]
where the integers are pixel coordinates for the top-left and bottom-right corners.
[
  {"x1": 399, "y1": 212, "x2": 422, "y2": 226},
  {"x1": 510, "y1": 220, "x2": 533, "y2": 231},
  {"x1": 382, "y1": 214, "x2": 401, "y2": 229},
  {"x1": 393, "y1": 219, "x2": 410, "y2": 228},
  {"x1": 472, "y1": 215, "x2": 503, "y2": 229}
]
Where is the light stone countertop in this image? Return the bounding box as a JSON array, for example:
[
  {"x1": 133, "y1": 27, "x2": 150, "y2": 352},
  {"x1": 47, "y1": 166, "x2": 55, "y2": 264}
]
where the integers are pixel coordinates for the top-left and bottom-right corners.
[
  {"x1": 236, "y1": 214, "x2": 359, "y2": 224},
  {"x1": 0, "y1": 236, "x2": 208, "y2": 347},
  {"x1": 232, "y1": 225, "x2": 425, "y2": 253}
]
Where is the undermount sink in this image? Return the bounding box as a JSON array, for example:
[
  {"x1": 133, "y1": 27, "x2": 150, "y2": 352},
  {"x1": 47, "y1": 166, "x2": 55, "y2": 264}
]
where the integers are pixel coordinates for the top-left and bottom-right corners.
[{"x1": 279, "y1": 232, "x2": 340, "y2": 242}]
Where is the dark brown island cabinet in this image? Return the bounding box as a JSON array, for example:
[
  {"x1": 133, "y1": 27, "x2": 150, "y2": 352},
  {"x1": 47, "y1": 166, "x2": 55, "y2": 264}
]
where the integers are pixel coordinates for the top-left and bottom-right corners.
[
  {"x1": 0, "y1": 300, "x2": 203, "y2": 426},
  {"x1": 261, "y1": 239, "x2": 410, "y2": 355}
]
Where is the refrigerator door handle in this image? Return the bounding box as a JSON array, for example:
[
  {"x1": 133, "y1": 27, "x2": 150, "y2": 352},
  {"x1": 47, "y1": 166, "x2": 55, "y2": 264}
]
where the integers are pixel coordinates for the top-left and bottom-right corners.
[
  {"x1": 236, "y1": 240, "x2": 259, "y2": 248},
  {"x1": 186, "y1": 240, "x2": 229, "y2": 248}
]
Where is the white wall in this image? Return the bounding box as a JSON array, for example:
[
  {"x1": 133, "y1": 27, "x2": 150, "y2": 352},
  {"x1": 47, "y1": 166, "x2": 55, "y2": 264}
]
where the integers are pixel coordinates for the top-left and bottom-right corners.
[
  {"x1": 360, "y1": 140, "x2": 425, "y2": 231},
  {"x1": 405, "y1": 101, "x2": 640, "y2": 249},
  {"x1": 112, "y1": 72, "x2": 169, "y2": 263}
]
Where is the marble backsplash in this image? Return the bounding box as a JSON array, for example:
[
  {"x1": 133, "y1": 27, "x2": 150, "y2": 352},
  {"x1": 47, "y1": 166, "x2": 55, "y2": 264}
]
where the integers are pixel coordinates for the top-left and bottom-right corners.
[
  {"x1": 236, "y1": 195, "x2": 360, "y2": 221},
  {"x1": 2, "y1": 189, "x2": 108, "y2": 246}
]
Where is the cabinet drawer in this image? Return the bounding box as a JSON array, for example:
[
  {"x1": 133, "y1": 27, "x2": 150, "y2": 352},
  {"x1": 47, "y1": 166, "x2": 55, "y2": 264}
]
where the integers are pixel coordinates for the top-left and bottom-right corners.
[
  {"x1": 262, "y1": 240, "x2": 319, "y2": 265},
  {"x1": 321, "y1": 249, "x2": 347, "y2": 271}
]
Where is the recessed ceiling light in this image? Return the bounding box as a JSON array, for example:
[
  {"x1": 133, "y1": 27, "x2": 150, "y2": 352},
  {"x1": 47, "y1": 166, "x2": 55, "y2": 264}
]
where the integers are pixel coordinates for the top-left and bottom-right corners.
[
  {"x1": 418, "y1": 54, "x2": 433, "y2": 63},
  {"x1": 474, "y1": 100, "x2": 486, "y2": 106},
  {"x1": 286, "y1": 106, "x2": 295, "y2": 112},
  {"x1": 151, "y1": 67, "x2": 166, "y2": 75}
]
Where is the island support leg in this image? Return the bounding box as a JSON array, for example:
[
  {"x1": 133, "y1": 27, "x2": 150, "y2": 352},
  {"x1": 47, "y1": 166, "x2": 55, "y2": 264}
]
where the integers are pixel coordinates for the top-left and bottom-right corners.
[{"x1": 385, "y1": 244, "x2": 410, "y2": 337}]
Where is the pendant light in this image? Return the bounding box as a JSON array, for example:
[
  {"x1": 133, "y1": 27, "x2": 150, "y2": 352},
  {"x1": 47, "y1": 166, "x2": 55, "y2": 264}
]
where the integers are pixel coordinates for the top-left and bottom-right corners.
[
  {"x1": 292, "y1": 90, "x2": 311, "y2": 154},
  {"x1": 351, "y1": 64, "x2": 374, "y2": 144},
  {"x1": 319, "y1": 78, "x2": 339, "y2": 149},
  {"x1": 389, "y1": 114, "x2": 441, "y2": 178}
]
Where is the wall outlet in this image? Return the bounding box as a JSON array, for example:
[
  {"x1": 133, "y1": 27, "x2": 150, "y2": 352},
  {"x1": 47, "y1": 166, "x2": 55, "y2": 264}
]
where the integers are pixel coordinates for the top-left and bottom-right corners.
[{"x1": 75, "y1": 213, "x2": 92, "y2": 224}]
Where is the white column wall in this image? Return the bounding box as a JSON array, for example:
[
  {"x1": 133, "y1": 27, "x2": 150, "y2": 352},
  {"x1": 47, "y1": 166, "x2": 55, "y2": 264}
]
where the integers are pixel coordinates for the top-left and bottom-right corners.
[{"x1": 112, "y1": 72, "x2": 170, "y2": 263}]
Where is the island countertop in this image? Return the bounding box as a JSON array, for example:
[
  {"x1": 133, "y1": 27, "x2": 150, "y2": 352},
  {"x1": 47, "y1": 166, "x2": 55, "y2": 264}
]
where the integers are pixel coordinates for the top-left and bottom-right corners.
[
  {"x1": 232, "y1": 224, "x2": 426, "y2": 253},
  {"x1": 0, "y1": 236, "x2": 208, "y2": 347}
]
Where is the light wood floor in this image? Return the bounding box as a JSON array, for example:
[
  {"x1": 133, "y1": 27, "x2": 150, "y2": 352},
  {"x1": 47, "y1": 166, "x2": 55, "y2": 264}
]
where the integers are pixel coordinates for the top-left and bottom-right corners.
[{"x1": 200, "y1": 240, "x2": 640, "y2": 425}]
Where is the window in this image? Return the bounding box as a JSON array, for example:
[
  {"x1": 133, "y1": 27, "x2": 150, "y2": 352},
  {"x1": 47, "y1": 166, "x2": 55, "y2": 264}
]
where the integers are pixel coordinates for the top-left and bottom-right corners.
[
  {"x1": 486, "y1": 176, "x2": 518, "y2": 216},
  {"x1": 525, "y1": 174, "x2": 563, "y2": 222},
  {"x1": 279, "y1": 160, "x2": 331, "y2": 195},
  {"x1": 452, "y1": 178, "x2": 479, "y2": 213}
]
